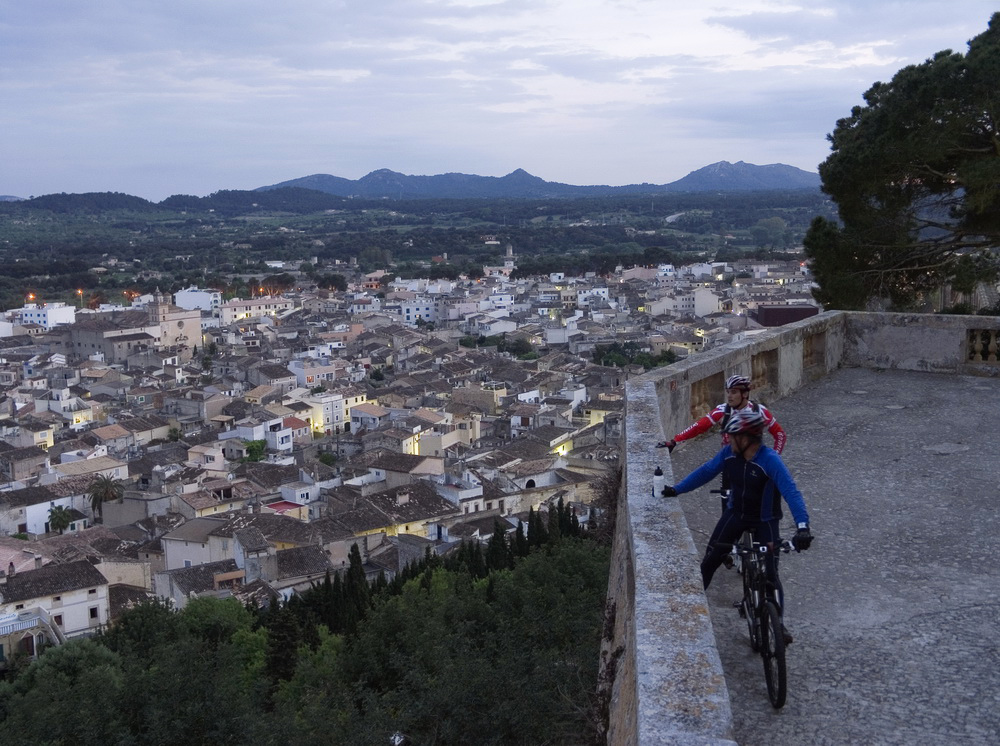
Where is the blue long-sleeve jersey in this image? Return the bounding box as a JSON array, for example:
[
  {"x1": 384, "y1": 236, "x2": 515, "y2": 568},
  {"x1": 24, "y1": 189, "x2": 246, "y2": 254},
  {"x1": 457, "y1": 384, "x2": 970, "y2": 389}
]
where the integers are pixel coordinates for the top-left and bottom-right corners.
[{"x1": 674, "y1": 444, "x2": 809, "y2": 525}]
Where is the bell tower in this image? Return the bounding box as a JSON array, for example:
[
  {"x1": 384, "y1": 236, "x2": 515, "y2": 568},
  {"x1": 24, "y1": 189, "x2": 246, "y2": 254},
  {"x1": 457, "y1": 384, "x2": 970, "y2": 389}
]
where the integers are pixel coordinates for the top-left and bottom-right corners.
[{"x1": 150, "y1": 288, "x2": 168, "y2": 323}]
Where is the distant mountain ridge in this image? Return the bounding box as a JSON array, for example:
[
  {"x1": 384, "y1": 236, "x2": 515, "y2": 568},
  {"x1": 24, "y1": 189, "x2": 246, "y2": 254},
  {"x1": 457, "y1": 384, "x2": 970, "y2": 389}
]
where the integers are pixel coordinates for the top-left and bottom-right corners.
[
  {"x1": 1, "y1": 161, "x2": 821, "y2": 205},
  {"x1": 258, "y1": 161, "x2": 821, "y2": 199}
]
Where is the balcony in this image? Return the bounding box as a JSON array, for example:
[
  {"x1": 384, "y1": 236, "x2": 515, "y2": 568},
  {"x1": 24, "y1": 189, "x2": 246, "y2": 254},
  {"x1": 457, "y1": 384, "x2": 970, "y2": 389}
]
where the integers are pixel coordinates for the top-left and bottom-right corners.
[{"x1": 610, "y1": 310, "x2": 1000, "y2": 744}]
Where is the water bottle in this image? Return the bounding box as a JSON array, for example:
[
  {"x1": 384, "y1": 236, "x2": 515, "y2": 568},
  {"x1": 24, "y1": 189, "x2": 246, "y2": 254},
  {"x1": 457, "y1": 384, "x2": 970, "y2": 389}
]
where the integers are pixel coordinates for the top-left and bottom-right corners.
[{"x1": 652, "y1": 465, "x2": 665, "y2": 497}]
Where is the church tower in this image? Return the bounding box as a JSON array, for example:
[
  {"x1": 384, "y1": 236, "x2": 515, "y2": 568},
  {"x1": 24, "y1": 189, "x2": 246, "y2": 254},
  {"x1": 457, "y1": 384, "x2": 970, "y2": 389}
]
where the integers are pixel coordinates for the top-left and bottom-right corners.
[{"x1": 148, "y1": 287, "x2": 171, "y2": 325}]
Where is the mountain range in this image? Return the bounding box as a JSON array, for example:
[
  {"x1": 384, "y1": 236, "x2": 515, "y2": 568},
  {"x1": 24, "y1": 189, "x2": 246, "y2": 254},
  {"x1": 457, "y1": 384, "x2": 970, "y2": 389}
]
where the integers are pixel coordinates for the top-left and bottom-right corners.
[{"x1": 257, "y1": 161, "x2": 821, "y2": 199}]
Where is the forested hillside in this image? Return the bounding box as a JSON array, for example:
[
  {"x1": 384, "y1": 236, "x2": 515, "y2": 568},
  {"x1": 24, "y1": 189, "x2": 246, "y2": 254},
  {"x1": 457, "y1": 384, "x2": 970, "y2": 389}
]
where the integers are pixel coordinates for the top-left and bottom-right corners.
[
  {"x1": 0, "y1": 188, "x2": 835, "y2": 311},
  {"x1": 0, "y1": 501, "x2": 612, "y2": 745}
]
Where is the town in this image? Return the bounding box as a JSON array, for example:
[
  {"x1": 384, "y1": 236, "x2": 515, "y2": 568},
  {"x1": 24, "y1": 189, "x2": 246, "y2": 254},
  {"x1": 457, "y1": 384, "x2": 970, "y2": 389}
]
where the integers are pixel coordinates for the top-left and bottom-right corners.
[{"x1": 0, "y1": 245, "x2": 819, "y2": 663}]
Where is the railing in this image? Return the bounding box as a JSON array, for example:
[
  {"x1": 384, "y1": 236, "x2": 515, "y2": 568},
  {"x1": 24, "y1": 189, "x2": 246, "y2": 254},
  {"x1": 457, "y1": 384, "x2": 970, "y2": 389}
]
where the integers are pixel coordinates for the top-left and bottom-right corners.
[{"x1": 607, "y1": 310, "x2": 1000, "y2": 745}]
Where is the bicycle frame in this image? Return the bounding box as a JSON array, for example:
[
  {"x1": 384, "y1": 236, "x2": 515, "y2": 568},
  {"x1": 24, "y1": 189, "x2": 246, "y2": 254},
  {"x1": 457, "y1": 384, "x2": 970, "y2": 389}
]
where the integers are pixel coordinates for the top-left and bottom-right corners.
[{"x1": 731, "y1": 531, "x2": 791, "y2": 709}]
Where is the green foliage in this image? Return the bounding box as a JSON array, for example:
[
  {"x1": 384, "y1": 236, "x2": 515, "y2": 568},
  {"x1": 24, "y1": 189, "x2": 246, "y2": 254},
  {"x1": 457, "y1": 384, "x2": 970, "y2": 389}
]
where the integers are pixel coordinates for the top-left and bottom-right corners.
[
  {"x1": 592, "y1": 341, "x2": 677, "y2": 369},
  {"x1": 47, "y1": 504, "x2": 73, "y2": 534},
  {"x1": 0, "y1": 185, "x2": 833, "y2": 311},
  {"x1": 242, "y1": 439, "x2": 267, "y2": 463},
  {"x1": 0, "y1": 522, "x2": 611, "y2": 746},
  {"x1": 316, "y1": 272, "x2": 348, "y2": 291},
  {"x1": 0, "y1": 640, "x2": 128, "y2": 745},
  {"x1": 806, "y1": 14, "x2": 1000, "y2": 310},
  {"x1": 281, "y1": 538, "x2": 610, "y2": 745},
  {"x1": 87, "y1": 474, "x2": 125, "y2": 520},
  {"x1": 25, "y1": 191, "x2": 157, "y2": 213},
  {"x1": 750, "y1": 216, "x2": 790, "y2": 248}
]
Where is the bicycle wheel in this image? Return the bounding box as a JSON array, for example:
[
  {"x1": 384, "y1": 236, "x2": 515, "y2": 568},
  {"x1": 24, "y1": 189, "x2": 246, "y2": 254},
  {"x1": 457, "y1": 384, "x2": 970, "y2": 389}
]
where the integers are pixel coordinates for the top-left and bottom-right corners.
[
  {"x1": 742, "y1": 563, "x2": 760, "y2": 652},
  {"x1": 760, "y1": 601, "x2": 787, "y2": 709}
]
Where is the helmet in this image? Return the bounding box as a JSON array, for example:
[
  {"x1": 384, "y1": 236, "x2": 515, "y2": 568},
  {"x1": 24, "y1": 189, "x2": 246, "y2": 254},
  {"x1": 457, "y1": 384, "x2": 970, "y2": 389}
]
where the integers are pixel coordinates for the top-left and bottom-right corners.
[
  {"x1": 726, "y1": 375, "x2": 751, "y2": 391},
  {"x1": 723, "y1": 408, "x2": 767, "y2": 437}
]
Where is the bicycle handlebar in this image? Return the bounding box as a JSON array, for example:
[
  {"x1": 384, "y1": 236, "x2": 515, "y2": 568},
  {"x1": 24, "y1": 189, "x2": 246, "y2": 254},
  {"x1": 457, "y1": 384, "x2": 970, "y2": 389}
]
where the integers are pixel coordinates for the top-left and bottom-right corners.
[{"x1": 713, "y1": 539, "x2": 796, "y2": 555}]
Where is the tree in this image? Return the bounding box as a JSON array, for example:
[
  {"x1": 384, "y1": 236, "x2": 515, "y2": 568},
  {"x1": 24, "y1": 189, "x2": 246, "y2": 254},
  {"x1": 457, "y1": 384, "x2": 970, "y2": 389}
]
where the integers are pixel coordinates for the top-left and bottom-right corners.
[
  {"x1": 48, "y1": 504, "x2": 73, "y2": 534},
  {"x1": 0, "y1": 640, "x2": 128, "y2": 745},
  {"x1": 242, "y1": 439, "x2": 266, "y2": 462},
  {"x1": 750, "y1": 217, "x2": 789, "y2": 249},
  {"x1": 805, "y1": 14, "x2": 1000, "y2": 310},
  {"x1": 88, "y1": 474, "x2": 125, "y2": 521}
]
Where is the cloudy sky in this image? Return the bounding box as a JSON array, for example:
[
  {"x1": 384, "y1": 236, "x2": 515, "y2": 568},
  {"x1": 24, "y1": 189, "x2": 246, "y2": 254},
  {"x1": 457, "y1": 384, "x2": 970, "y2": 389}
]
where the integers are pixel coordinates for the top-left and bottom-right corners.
[{"x1": 1, "y1": 1, "x2": 995, "y2": 201}]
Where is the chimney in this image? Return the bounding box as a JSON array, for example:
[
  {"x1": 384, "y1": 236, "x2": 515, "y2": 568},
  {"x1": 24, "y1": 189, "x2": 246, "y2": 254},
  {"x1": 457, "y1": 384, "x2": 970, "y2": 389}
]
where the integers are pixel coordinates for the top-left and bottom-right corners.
[
  {"x1": 34, "y1": 555, "x2": 42, "y2": 570},
  {"x1": 396, "y1": 491, "x2": 410, "y2": 506},
  {"x1": 7, "y1": 561, "x2": 14, "y2": 578}
]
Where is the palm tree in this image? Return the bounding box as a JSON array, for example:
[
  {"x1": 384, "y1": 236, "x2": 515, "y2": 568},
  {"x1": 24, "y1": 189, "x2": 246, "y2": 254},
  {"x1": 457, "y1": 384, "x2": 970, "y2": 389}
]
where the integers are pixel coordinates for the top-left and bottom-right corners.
[
  {"x1": 88, "y1": 474, "x2": 125, "y2": 522},
  {"x1": 48, "y1": 505, "x2": 73, "y2": 535}
]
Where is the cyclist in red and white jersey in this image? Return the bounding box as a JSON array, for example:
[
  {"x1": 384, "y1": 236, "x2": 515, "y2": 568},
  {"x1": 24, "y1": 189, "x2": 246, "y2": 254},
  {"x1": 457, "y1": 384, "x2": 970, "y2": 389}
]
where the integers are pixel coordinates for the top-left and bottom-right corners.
[
  {"x1": 657, "y1": 375, "x2": 786, "y2": 454},
  {"x1": 658, "y1": 375, "x2": 786, "y2": 513}
]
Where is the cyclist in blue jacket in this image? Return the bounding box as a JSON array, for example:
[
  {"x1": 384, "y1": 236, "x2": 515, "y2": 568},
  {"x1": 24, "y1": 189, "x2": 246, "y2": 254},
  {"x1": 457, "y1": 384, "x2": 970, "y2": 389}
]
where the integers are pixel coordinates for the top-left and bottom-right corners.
[{"x1": 661, "y1": 408, "x2": 813, "y2": 643}]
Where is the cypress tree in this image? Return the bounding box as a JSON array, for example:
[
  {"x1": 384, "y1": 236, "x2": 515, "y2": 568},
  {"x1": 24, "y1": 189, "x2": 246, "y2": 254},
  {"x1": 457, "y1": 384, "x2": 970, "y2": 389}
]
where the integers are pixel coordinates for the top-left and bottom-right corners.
[
  {"x1": 514, "y1": 519, "x2": 530, "y2": 557},
  {"x1": 343, "y1": 543, "x2": 371, "y2": 634},
  {"x1": 486, "y1": 521, "x2": 510, "y2": 571},
  {"x1": 547, "y1": 504, "x2": 561, "y2": 544}
]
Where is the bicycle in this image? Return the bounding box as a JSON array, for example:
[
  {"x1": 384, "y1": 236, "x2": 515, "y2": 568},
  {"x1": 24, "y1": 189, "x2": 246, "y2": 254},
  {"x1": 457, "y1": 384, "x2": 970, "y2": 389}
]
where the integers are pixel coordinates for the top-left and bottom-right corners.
[{"x1": 724, "y1": 531, "x2": 795, "y2": 709}]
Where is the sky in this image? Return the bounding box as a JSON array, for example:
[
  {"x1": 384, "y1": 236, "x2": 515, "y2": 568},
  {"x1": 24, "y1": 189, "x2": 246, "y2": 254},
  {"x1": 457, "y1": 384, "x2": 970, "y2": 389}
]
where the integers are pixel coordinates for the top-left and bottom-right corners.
[{"x1": 1, "y1": 1, "x2": 996, "y2": 202}]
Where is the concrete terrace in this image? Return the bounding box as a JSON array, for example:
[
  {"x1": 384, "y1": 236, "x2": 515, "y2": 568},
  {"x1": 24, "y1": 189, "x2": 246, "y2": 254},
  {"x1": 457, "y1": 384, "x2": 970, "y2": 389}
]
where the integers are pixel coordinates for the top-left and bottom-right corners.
[{"x1": 606, "y1": 311, "x2": 1000, "y2": 745}]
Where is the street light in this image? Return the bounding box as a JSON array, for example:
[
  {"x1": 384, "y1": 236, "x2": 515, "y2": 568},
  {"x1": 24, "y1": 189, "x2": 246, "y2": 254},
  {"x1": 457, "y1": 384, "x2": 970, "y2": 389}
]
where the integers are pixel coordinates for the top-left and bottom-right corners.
[{"x1": 77, "y1": 289, "x2": 83, "y2": 308}]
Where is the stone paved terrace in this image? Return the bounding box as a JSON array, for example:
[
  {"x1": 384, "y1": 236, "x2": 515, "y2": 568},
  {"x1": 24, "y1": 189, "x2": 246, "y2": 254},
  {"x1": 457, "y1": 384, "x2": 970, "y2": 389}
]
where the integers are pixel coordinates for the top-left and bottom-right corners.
[
  {"x1": 673, "y1": 367, "x2": 1000, "y2": 745},
  {"x1": 605, "y1": 311, "x2": 1000, "y2": 745}
]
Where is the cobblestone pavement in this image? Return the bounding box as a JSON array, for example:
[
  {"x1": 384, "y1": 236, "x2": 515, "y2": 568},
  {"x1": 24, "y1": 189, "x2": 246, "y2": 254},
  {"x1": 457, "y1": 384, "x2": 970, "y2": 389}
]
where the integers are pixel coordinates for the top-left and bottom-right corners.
[{"x1": 670, "y1": 367, "x2": 1000, "y2": 746}]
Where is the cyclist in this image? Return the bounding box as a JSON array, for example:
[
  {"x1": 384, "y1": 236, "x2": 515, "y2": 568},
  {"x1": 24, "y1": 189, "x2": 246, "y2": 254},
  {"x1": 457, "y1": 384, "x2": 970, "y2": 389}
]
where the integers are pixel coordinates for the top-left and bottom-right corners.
[
  {"x1": 657, "y1": 374, "x2": 786, "y2": 454},
  {"x1": 658, "y1": 374, "x2": 786, "y2": 512},
  {"x1": 661, "y1": 408, "x2": 813, "y2": 644}
]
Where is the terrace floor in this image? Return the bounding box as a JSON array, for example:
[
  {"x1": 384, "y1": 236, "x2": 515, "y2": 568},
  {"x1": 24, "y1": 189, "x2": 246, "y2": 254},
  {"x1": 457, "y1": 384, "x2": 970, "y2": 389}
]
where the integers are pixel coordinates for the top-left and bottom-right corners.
[{"x1": 668, "y1": 367, "x2": 999, "y2": 746}]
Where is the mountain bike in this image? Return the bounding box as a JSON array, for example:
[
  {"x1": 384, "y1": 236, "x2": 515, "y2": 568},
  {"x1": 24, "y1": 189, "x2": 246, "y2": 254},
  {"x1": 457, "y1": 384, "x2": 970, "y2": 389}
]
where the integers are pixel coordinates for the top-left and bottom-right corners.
[{"x1": 726, "y1": 532, "x2": 794, "y2": 709}]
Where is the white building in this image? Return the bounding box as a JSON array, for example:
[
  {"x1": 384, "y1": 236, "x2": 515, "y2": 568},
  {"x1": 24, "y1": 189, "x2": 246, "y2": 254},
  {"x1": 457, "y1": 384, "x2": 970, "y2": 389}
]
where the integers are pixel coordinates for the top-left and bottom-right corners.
[
  {"x1": 287, "y1": 358, "x2": 344, "y2": 387},
  {"x1": 0, "y1": 559, "x2": 110, "y2": 643},
  {"x1": 174, "y1": 286, "x2": 223, "y2": 314},
  {"x1": 219, "y1": 296, "x2": 295, "y2": 324},
  {"x1": 17, "y1": 303, "x2": 76, "y2": 330},
  {"x1": 399, "y1": 296, "x2": 438, "y2": 326},
  {"x1": 217, "y1": 414, "x2": 293, "y2": 455}
]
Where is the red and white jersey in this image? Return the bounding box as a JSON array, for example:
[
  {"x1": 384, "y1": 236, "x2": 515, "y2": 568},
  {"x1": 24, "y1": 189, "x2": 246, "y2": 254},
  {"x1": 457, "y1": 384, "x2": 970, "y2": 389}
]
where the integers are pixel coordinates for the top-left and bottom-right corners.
[{"x1": 672, "y1": 400, "x2": 786, "y2": 453}]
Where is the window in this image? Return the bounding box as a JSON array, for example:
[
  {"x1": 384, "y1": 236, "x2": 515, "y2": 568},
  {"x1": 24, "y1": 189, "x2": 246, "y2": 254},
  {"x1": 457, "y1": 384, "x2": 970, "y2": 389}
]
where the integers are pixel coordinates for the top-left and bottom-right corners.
[
  {"x1": 54, "y1": 615, "x2": 63, "y2": 627},
  {"x1": 89, "y1": 607, "x2": 98, "y2": 620},
  {"x1": 184, "y1": 560, "x2": 192, "y2": 568},
  {"x1": 88, "y1": 588, "x2": 97, "y2": 596}
]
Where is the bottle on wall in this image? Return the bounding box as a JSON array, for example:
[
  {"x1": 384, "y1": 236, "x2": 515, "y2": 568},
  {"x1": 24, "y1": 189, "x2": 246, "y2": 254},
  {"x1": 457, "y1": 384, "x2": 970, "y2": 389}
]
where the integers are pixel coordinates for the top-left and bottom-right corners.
[{"x1": 652, "y1": 465, "x2": 665, "y2": 497}]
